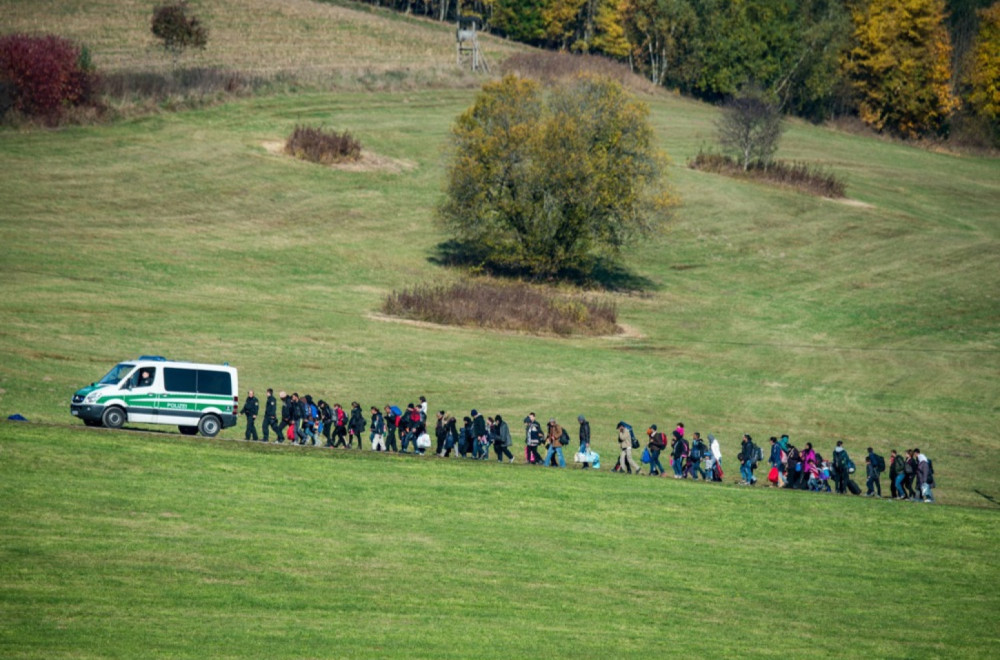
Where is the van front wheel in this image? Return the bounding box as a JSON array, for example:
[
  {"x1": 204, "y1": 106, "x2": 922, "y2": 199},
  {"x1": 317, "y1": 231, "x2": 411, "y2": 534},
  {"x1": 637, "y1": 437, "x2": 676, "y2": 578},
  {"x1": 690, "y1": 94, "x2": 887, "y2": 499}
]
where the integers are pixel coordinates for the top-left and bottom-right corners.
[
  {"x1": 101, "y1": 406, "x2": 125, "y2": 429},
  {"x1": 198, "y1": 415, "x2": 221, "y2": 438}
]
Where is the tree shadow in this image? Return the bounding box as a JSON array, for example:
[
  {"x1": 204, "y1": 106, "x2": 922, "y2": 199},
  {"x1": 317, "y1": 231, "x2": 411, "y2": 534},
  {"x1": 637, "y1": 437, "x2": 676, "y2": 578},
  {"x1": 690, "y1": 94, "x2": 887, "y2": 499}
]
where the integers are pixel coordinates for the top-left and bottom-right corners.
[{"x1": 428, "y1": 240, "x2": 658, "y2": 293}]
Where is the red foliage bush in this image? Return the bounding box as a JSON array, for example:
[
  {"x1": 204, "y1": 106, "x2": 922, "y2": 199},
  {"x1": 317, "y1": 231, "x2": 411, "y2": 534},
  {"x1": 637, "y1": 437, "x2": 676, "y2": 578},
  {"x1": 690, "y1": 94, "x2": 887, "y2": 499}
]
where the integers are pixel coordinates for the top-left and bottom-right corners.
[{"x1": 0, "y1": 34, "x2": 97, "y2": 120}]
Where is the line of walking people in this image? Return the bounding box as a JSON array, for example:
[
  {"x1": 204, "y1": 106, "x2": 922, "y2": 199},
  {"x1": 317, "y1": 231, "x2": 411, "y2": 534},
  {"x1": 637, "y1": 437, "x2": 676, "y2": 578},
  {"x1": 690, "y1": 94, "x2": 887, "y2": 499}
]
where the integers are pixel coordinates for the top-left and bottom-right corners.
[{"x1": 238, "y1": 389, "x2": 936, "y2": 501}]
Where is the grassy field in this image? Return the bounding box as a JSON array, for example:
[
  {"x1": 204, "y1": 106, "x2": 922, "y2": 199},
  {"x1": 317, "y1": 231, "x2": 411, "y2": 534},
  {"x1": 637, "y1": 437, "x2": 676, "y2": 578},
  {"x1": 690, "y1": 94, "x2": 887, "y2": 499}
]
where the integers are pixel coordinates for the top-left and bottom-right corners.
[
  {"x1": 2, "y1": 423, "x2": 998, "y2": 658},
  {"x1": 1, "y1": 0, "x2": 1000, "y2": 656},
  {"x1": 1, "y1": 88, "x2": 997, "y2": 505}
]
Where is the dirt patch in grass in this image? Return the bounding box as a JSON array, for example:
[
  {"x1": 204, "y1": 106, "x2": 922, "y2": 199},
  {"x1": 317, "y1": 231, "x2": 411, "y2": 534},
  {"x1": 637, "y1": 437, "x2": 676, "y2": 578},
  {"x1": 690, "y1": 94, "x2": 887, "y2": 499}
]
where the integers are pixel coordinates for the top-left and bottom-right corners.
[
  {"x1": 828, "y1": 197, "x2": 874, "y2": 209},
  {"x1": 262, "y1": 140, "x2": 415, "y2": 173}
]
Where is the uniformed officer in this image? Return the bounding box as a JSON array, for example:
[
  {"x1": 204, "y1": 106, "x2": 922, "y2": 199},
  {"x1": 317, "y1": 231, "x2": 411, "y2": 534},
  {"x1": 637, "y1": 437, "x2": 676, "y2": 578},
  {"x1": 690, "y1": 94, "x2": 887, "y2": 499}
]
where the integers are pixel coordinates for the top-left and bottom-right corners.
[
  {"x1": 240, "y1": 390, "x2": 259, "y2": 441},
  {"x1": 261, "y1": 388, "x2": 279, "y2": 442}
]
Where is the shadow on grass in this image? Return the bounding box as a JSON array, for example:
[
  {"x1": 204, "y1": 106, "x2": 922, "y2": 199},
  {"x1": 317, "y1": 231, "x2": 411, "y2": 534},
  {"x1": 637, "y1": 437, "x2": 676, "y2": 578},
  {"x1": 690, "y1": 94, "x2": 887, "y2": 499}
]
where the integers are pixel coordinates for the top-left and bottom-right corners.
[
  {"x1": 974, "y1": 490, "x2": 1000, "y2": 507},
  {"x1": 429, "y1": 240, "x2": 658, "y2": 293}
]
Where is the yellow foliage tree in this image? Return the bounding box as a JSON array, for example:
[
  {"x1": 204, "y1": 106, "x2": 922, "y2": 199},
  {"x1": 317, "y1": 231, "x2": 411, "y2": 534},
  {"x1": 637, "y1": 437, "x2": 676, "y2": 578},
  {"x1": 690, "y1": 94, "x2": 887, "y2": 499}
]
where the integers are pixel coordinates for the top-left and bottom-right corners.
[
  {"x1": 966, "y1": 2, "x2": 1000, "y2": 121},
  {"x1": 842, "y1": 0, "x2": 959, "y2": 137},
  {"x1": 591, "y1": 0, "x2": 632, "y2": 58},
  {"x1": 440, "y1": 74, "x2": 673, "y2": 279}
]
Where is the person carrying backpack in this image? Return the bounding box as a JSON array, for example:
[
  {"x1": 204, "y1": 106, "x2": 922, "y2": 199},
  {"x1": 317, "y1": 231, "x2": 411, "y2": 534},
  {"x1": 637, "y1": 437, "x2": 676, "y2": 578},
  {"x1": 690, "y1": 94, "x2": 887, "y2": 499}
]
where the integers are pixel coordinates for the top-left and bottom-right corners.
[
  {"x1": 492, "y1": 415, "x2": 514, "y2": 463},
  {"x1": 459, "y1": 416, "x2": 474, "y2": 458},
  {"x1": 382, "y1": 405, "x2": 400, "y2": 452},
  {"x1": 645, "y1": 426, "x2": 667, "y2": 476},
  {"x1": 331, "y1": 403, "x2": 348, "y2": 448},
  {"x1": 524, "y1": 413, "x2": 544, "y2": 464},
  {"x1": 617, "y1": 421, "x2": 640, "y2": 476},
  {"x1": 688, "y1": 432, "x2": 707, "y2": 480},
  {"x1": 738, "y1": 434, "x2": 758, "y2": 485},
  {"x1": 543, "y1": 419, "x2": 567, "y2": 468},
  {"x1": 670, "y1": 430, "x2": 686, "y2": 478},
  {"x1": 318, "y1": 400, "x2": 333, "y2": 446},
  {"x1": 831, "y1": 441, "x2": 851, "y2": 494},
  {"x1": 347, "y1": 402, "x2": 366, "y2": 449},
  {"x1": 866, "y1": 447, "x2": 884, "y2": 497},
  {"x1": 889, "y1": 450, "x2": 905, "y2": 499}
]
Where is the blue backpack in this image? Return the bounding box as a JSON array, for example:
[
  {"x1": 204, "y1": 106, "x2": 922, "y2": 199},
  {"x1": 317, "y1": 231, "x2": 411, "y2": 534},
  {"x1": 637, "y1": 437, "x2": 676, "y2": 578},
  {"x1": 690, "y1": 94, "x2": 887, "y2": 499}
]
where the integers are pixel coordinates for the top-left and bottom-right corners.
[{"x1": 620, "y1": 422, "x2": 638, "y2": 448}]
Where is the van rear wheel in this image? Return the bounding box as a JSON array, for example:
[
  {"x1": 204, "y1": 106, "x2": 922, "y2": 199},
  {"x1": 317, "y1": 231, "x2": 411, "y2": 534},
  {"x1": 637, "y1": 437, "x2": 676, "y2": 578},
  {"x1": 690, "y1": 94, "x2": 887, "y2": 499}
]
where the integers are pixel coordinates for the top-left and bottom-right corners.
[
  {"x1": 198, "y1": 415, "x2": 221, "y2": 438},
  {"x1": 178, "y1": 425, "x2": 198, "y2": 436},
  {"x1": 101, "y1": 406, "x2": 125, "y2": 429}
]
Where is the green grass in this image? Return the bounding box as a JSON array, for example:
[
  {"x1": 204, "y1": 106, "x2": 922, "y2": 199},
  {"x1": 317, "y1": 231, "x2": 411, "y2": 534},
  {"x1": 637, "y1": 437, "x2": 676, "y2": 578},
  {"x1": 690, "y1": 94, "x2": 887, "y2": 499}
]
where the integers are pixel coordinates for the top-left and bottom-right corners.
[
  {"x1": 1, "y1": 1, "x2": 1000, "y2": 656},
  {"x1": 1, "y1": 89, "x2": 997, "y2": 507},
  {"x1": 2, "y1": 423, "x2": 998, "y2": 658}
]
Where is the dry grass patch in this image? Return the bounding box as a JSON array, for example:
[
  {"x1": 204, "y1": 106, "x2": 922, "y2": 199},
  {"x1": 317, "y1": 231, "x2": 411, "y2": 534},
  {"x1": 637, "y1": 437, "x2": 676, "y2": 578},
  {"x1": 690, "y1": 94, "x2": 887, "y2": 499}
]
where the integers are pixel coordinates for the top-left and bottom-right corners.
[{"x1": 382, "y1": 279, "x2": 620, "y2": 336}]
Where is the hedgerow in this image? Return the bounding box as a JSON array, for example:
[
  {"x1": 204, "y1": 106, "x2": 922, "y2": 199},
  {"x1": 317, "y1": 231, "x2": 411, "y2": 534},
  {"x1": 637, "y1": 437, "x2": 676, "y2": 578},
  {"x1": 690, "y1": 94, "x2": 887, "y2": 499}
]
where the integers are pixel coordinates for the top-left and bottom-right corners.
[{"x1": 689, "y1": 151, "x2": 846, "y2": 198}]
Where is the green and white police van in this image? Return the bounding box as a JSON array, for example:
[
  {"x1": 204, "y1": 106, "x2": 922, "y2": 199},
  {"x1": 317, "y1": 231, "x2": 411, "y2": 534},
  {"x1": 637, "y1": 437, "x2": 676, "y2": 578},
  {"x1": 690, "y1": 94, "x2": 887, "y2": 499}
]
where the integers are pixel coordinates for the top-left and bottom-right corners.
[{"x1": 70, "y1": 356, "x2": 239, "y2": 437}]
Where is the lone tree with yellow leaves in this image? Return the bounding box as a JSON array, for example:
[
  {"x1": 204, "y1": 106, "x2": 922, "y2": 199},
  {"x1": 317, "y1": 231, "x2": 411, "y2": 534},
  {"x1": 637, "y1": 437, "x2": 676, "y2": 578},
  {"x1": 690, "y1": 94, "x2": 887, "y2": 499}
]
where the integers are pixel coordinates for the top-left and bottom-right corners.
[
  {"x1": 440, "y1": 74, "x2": 672, "y2": 280},
  {"x1": 842, "y1": 0, "x2": 959, "y2": 138},
  {"x1": 965, "y1": 2, "x2": 1000, "y2": 142}
]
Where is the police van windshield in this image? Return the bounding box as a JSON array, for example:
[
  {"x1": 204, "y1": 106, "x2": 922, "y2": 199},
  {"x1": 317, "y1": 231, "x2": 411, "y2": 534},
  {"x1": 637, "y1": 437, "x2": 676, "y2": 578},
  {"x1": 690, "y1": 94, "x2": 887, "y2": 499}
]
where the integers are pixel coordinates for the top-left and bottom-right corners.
[{"x1": 98, "y1": 363, "x2": 135, "y2": 386}]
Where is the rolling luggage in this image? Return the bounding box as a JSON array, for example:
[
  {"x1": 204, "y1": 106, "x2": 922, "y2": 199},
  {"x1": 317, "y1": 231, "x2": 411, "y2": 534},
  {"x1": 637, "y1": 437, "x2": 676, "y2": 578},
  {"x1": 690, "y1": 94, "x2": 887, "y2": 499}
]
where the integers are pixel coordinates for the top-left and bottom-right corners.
[{"x1": 847, "y1": 479, "x2": 862, "y2": 495}]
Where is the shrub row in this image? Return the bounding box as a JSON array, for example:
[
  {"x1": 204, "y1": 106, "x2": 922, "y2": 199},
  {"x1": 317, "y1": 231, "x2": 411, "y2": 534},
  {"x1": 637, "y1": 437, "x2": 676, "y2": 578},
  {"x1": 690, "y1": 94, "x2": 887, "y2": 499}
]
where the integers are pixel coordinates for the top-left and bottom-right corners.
[
  {"x1": 500, "y1": 52, "x2": 657, "y2": 95},
  {"x1": 382, "y1": 279, "x2": 619, "y2": 336},
  {"x1": 285, "y1": 125, "x2": 362, "y2": 165},
  {"x1": 101, "y1": 67, "x2": 253, "y2": 101},
  {"x1": 689, "y1": 151, "x2": 847, "y2": 198}
]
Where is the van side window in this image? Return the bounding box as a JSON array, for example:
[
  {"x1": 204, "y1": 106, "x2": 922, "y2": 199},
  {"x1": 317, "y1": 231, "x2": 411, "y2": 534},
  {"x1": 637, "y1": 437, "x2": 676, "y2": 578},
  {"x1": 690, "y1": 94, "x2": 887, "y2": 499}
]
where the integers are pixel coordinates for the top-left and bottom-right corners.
[
  {"x1": 134, "y1": 368, "x2": 156, "y2": 388},
  {"x1": 164, "y1": 368, "x2": 197, "y2": 393},
  {"x1": 197, "y1": 370, "x2": 231, "y2": 395}
]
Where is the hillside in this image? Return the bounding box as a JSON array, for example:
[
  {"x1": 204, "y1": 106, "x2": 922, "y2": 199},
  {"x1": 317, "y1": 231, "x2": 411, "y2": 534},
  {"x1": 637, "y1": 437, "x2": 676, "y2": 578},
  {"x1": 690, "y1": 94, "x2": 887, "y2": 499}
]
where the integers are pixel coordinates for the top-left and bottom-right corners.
[
  {"x1": 2, "y1": 0, "x2": 1000, "y2": 656},
  {"x1": 2, "y1": 83, "x2": 997, "y2": 502},
  {"x1": 0, "y1": 0, "x2": 526, "y2": 76}
]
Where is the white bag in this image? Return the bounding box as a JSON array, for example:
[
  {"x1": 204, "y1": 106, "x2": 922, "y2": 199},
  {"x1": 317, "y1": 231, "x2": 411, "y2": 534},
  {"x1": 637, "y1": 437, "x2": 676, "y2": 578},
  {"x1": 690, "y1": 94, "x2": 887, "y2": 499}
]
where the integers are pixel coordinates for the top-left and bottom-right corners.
[{"x1": 416, "y1": 432, "x2": 431, "y2": 449}]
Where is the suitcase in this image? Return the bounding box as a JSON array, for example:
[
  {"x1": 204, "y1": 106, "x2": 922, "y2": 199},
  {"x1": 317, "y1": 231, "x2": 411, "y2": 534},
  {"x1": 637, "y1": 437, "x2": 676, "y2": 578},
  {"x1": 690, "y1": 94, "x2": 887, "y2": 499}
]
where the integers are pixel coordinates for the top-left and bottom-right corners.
[{"x1": 847, "y1": 479, "x2": 862, "y2": 495}]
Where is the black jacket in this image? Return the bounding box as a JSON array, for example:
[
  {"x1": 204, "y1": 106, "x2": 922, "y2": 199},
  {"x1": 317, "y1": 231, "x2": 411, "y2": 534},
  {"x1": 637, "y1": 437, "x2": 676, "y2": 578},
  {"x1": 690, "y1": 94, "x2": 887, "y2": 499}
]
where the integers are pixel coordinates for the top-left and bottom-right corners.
[
  {"x1": 240, "y1": 396, "x2": 259, "y2": 417},
  {"x1": 472, "y1": 414, "x2": 487, "y2": 438},
  {"x1": 264, "y1": 394, "x2": 277, "y2": 419},
  {"x1": 349, "y1": 407, "x2": 366, "y2": 433},
  {"x1": 579, "y1": 420, "x2": 591, "y2": 445}
]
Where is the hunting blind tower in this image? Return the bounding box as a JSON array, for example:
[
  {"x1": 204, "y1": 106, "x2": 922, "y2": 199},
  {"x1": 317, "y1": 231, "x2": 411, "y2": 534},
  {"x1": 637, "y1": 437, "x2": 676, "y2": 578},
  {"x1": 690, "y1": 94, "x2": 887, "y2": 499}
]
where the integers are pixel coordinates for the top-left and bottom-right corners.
[{"x1": 456, "y1": 16, "x2": 489, "y2": 72}]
